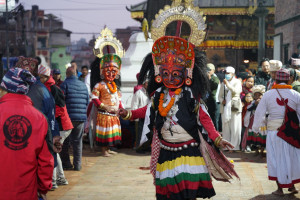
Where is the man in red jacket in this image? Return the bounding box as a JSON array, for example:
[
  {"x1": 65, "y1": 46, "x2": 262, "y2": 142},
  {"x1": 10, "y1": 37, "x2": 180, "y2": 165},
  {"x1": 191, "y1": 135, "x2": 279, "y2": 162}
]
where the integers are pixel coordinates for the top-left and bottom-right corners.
[{"x1": 0, "y1": 68, "x2": 54, "y2": 200}]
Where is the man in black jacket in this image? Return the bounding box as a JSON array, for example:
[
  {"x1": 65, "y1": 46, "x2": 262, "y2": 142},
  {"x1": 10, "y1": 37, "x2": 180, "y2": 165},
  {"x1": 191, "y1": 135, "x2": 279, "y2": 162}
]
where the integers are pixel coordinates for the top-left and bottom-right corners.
[{"x1": 254, "y1": 58, "x2": 271, "y2": 87}]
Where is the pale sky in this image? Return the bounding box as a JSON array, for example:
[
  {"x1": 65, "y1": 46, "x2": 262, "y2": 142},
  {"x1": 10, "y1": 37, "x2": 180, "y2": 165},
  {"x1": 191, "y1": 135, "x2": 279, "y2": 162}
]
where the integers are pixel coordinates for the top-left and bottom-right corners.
[{"x1": 21, "y1": 0, "x2": 143, "y2": 42}]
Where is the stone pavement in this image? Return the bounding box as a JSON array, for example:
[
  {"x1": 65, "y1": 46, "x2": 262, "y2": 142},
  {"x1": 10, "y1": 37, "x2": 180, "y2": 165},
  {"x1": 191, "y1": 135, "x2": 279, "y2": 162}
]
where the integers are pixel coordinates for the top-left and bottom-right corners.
[{"x1": 48, "y1": 146, "x2": 300, "y2": 200}]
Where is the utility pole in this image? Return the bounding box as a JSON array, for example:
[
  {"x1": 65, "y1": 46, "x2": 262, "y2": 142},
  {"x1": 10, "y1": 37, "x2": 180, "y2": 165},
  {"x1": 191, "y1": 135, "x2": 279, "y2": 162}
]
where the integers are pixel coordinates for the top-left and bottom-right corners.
[
  {"x1": 254, "y1": 0, "x2": 269, "y2": 63},
  {"x1": 5, "y1": 0, "x2": 10, "y2": 73}
]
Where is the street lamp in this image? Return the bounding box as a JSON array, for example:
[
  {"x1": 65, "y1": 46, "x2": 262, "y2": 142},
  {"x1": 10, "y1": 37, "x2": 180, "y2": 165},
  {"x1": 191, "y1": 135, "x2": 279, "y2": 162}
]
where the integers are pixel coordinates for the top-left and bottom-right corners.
[{"x1": 254, "y1": 0, "x2": 269, "y2": 63}]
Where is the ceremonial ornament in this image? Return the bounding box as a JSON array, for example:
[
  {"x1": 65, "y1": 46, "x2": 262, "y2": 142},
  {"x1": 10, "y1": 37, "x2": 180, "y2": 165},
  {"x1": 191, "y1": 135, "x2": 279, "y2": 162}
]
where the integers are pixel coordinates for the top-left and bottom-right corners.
[
  {"x1": 152, "y1": 36, "x2": 195, "y2": 86},
  {"x1": 150, "y1": 0, "x2": 206, "y2": 46},
  {"x1": 142, "y1": 18, "x2": 149, "y2": 41},
  {"x1": 93, "y1": 27, "x2": 125, "y2": 58},
  {"x1": 106, "y1": 81, "x2": 117, "y2": 94},
  {"x1": 271, "y1": 84, "x2": 293, "y2": 90},
  {"x1": 93, "y1": 27, "x2": 125, "y2": 81},
  {"x1": 158, "y1": 88, "x2": 182, "y2": 117}
]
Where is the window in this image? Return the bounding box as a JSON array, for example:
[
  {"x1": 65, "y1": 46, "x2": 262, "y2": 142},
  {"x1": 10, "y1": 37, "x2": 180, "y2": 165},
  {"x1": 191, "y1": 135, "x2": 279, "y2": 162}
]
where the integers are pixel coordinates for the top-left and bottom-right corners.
[
  {"x1": 283, "y1": 44, "x2": 289, "y2": 65},
  {"x1": 37, "y1": 37, "x2": 47, "y2": 49}
]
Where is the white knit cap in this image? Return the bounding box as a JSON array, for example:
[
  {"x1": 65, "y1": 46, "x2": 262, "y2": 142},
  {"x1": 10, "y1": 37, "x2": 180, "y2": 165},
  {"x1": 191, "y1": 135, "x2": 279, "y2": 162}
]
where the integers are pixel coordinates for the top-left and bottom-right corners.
[
  {"x1": 252, "y1": 85, "x2": 266, "y2": 94},
  {"x1": 269, "y1": 60, "x2": 282, "y2": 72},
  {"x1": 207, "y1": 63, "x2": 215, "y2": 71},
  {"x1": 225, "y1": 66, "x2": 235, "y2": 73},
  {"x1": 38, "y1": 65, "x2": 51, "y2": 77}
]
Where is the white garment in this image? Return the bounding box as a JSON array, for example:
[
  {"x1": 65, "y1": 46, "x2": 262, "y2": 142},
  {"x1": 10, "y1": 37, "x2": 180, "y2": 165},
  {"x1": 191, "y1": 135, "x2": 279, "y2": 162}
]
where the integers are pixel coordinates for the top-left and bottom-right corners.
[
  {"x1": 214, "y1": 74, "x2": 221, "y2": 103},
  {"x1": 131, "y1": 87, "x2": 149, "y2": 110},
  {"x1": 223, "y1": 86, "x2": 232, "y2": 123},
  {"x1": 253, "y1": 86, "x2": 300, "y2": 133},
  {"x1": 84, "y1": 72, "x2": 91, "y2": 98},
  {"x1": 253, "y1": 85, "x2": 300, "y2": 186},
  {"x1": 221, "y1": 111, "x2": 241, "y2": 150},
  {"x1": 266, "y1": 130, "x2": 300, "y2": 187}
]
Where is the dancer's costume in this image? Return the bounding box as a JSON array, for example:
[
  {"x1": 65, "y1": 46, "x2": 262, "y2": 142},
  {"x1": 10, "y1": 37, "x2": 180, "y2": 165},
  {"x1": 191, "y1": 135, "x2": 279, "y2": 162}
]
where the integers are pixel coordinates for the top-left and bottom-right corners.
[
  {"x1": 91, "y1": 28, "x2": 125, "y2": 147},
  {"x1": 123, "y1": 1, "x2": 239, "y2": 199}
]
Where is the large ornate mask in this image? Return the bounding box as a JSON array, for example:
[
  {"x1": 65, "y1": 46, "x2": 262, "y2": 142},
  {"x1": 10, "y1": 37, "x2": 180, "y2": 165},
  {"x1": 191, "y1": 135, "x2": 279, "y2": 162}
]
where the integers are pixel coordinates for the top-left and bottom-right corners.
[
  {"x1": 152, "y1": 36, "x2": 194, "y2": 88},
  {"x1": 100, "y1": 54, "x2": 121, "y2": 82}
]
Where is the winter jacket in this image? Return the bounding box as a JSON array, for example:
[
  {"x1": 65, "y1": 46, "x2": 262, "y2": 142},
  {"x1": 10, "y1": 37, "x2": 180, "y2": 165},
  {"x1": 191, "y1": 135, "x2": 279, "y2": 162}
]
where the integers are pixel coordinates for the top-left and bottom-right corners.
[
  {"x1": 27, "y1": 79, "x2": 59, "y2": 137},
  {"x1": 254, "y1": 71, "x2": 270, "y2": 88},
  {"x1": 60, "y1": 75, "x2": 89, "y2": 121},
  {"x1": 44, "y1": 77, "x2": 73, "y2": 131},
  {"x1": 0, "y1": 93, "x2": 54, "y2": 200}
]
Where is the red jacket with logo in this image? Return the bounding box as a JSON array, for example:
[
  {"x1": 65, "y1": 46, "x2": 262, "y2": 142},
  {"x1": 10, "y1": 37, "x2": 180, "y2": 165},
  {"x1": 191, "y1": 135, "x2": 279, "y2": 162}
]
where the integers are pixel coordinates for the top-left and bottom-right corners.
[{"x1": 0, "y1": 93, "x2": 54, "y2": 200}]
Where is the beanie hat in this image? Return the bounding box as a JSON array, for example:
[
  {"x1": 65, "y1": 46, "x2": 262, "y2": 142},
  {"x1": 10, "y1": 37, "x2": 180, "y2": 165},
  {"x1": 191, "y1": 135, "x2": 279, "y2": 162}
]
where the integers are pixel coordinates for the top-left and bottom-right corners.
[
  {"x1": 38, "y1": 65, "x2": 51, "y2": 77},
  {"x1": 207, "y1": 63, "x2": 215, "y2": 71},
  {"x1": 252, "y1": 85, "x2": 265, "y2": 95},
  {"x1": 269, "y1": 60, "x2": 282, "y2": 72},
  {"x1": 14, "y1": 56, "x2": 38, "y2": 73},
  {"x1": 0, "y1": 68, "x2": 36, "y2": 94},
  {"x1": 276, "y1": 68, "x2": 290, "y2": 81}
]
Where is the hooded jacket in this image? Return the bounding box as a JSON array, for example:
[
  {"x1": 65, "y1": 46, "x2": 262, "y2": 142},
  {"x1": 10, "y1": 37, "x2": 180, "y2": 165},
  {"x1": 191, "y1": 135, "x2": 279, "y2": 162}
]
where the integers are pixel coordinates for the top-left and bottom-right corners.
[{"x1": 44, "y1": 77, "x2": 73, "y2": 131}]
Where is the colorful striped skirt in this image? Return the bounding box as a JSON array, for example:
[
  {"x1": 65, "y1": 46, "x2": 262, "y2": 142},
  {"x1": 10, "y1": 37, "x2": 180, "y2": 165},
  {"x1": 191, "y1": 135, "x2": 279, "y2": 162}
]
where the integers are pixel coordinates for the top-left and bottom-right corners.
[
  {"x1": 156, "y1": 139, "x2": 216, "y2": 200},
  {"x1": 95, "y1": 112, "x2": 121, "y2": 146},
  {"x1": 247, "y1": 131, "x2": 266, "y2": 148}
]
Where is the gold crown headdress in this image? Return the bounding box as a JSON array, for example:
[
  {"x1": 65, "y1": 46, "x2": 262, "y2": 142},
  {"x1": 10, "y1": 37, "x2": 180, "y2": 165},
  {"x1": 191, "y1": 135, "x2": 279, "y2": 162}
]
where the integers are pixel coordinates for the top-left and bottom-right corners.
[
  {"x1": 93, "y1": 27, "x2": 125, "y2": 72},
  {"x1": 150, "y1": 0, "x2": 207, "y2": 85},
  {"x1": 150, "y1": 0, "x2": 207, "y2": 46}
]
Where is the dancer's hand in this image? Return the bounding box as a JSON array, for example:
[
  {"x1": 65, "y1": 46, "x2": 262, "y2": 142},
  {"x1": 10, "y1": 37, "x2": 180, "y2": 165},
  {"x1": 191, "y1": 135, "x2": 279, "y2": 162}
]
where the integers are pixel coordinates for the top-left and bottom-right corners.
[
  {"x1": 118, "y1": 108, "x2": 128, "y2": 118},
  {"x1": 219, "y1": 139, "x2": 234, "y2": 150}
]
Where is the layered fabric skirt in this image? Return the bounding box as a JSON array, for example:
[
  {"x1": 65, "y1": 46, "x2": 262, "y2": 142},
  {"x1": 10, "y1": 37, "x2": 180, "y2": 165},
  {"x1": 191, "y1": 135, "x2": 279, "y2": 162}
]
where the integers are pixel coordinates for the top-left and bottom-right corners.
[
  {"x1": 156, "y1": 140, "x2": 216, "y2": 200},
  {"x1": 95, "y1": 112, "x2": 121, "y2": 146},
  {"x1": 247, "y1": 130, "x2": 266, "y2": 148},
  {"x1": 266, "y1": 130, "x2": 300, "y2": 188}
]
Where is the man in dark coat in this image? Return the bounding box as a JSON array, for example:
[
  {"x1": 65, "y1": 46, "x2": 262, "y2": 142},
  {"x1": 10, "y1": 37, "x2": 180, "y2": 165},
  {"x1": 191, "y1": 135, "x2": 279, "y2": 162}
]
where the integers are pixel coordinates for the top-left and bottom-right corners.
[
  {"x1": 254, "y1": 58, "x2": 271, "y2": 87},
  {"x1": 60, "y1": 64, "x2": 89, "y2": 171}
]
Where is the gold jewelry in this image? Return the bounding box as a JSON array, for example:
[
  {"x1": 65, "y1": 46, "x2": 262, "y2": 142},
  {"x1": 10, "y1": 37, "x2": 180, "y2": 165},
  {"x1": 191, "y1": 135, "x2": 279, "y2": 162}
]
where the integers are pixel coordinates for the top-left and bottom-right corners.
[
  {"x1": 214, "y1": 136, "x2": 223, "y2": 148},
  {"x1": 99, "y1": 103, "x2": 104, "y2": 110},
  {"x1": 122, "y1": 110, "x2": 132, "y2": 120}
]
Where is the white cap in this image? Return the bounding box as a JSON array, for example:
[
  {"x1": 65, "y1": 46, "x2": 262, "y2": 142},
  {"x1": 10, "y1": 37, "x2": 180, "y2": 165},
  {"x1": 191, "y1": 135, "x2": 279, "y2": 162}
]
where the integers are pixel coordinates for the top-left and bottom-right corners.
[
  {"x1": 269, "y1": 60, "x2": 282, "y2": 72},
  {"x1": 207, "y1": 63, "x2": 215, "y2": 71},
  {"x1": 225, "y1": 66, "x2": 235, "y2": 73}
]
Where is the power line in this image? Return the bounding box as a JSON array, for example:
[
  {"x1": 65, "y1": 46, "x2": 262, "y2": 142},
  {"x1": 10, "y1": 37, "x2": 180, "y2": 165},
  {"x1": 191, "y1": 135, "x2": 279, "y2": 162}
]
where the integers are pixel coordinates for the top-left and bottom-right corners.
[
  {"x1": 43, "y1": 7, "x2": 126, "y2": 11},
  {"x1": 60, "y1": 0, "x2": 129, "y2": 6},
  {"x1": 0, "y1": 29, "x2": 99, "y2": 34}
]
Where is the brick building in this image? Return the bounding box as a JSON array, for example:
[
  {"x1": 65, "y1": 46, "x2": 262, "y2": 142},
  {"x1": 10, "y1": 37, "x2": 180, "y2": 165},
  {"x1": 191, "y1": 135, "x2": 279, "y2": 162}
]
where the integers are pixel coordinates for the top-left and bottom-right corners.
[{"x1": 274, "y1": 0, "x2": 300, "y2": 64}]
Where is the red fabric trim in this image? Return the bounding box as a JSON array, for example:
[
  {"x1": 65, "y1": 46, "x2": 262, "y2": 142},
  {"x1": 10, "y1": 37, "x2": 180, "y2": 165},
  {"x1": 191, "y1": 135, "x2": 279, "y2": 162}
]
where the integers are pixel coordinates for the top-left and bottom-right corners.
[
  {"x1": 131, "y1": 105, "x2": 147, "y2": 120},
  {"x1": 95, "y1": 136, "x2": 122, "y2": 143},
  {"x1": 156, "y1": 180, "x2": 213, "y2": 195},
  {"x1": 247, "y1": 136, "x2": 266, "y2": 144},
  {"x1": 92, "y1": 99, "x2": 101, "y2": 107},
  {"x1": 198, "y1": 106, "x2": 220, "y2": 141},
  {"x1": 268, "y1": 176, "x2": 300, "y2": 188},
  {"x1": 119, "y1": 101, "x2": 123, "y2": 109},
  {"x1": 161, "y1": 139, "x2": 197, "y2": 148}
]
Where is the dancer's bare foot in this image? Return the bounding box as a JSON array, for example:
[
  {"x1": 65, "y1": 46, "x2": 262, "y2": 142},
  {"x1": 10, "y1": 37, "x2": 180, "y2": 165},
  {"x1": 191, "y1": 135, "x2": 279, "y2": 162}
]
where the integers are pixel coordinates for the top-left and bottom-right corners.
[
  {"x1": 288, "y1": 186, "x2": 299, "y2": 194},
  {"x1": 108, "y1": 149, "x2": 118, "y2": 154},
  {"x1": 102, "y1": 151, "x2": 111, "y2": 157},
  {"x1": 272, "y1": 189, "x2": 284, "y2": 196}
]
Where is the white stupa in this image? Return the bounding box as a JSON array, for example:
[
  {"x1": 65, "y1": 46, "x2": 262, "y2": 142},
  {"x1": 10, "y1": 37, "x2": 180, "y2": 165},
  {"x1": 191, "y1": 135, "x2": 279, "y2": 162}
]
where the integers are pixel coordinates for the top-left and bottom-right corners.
[{"x1": 121, "y1": 32, "x2": 153, "y2": 108}]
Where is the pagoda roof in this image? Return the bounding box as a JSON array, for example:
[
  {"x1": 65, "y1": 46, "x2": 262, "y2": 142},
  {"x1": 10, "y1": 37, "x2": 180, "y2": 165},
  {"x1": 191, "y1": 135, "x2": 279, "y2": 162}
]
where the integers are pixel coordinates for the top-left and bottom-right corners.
[{"x1": 128, "y1": 0, "x2": 274, "y2": 18}]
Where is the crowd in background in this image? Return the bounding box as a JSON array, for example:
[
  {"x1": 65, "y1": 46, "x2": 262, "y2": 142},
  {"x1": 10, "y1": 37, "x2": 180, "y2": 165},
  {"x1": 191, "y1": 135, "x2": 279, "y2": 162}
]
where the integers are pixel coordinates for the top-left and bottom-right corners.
[
  {"x1": 1, "y1": 52, "x2": 300, "y2": 199},
  {"x1": 204, "y1": 53, "x2": 300, "y2": 158}
]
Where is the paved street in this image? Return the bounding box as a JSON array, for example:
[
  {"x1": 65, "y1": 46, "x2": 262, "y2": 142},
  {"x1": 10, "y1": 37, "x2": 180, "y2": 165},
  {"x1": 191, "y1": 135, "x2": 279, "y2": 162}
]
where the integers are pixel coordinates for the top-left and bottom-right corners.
[{"x1": 48, "y1": 145, "x2": 300, "y2": 200}]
